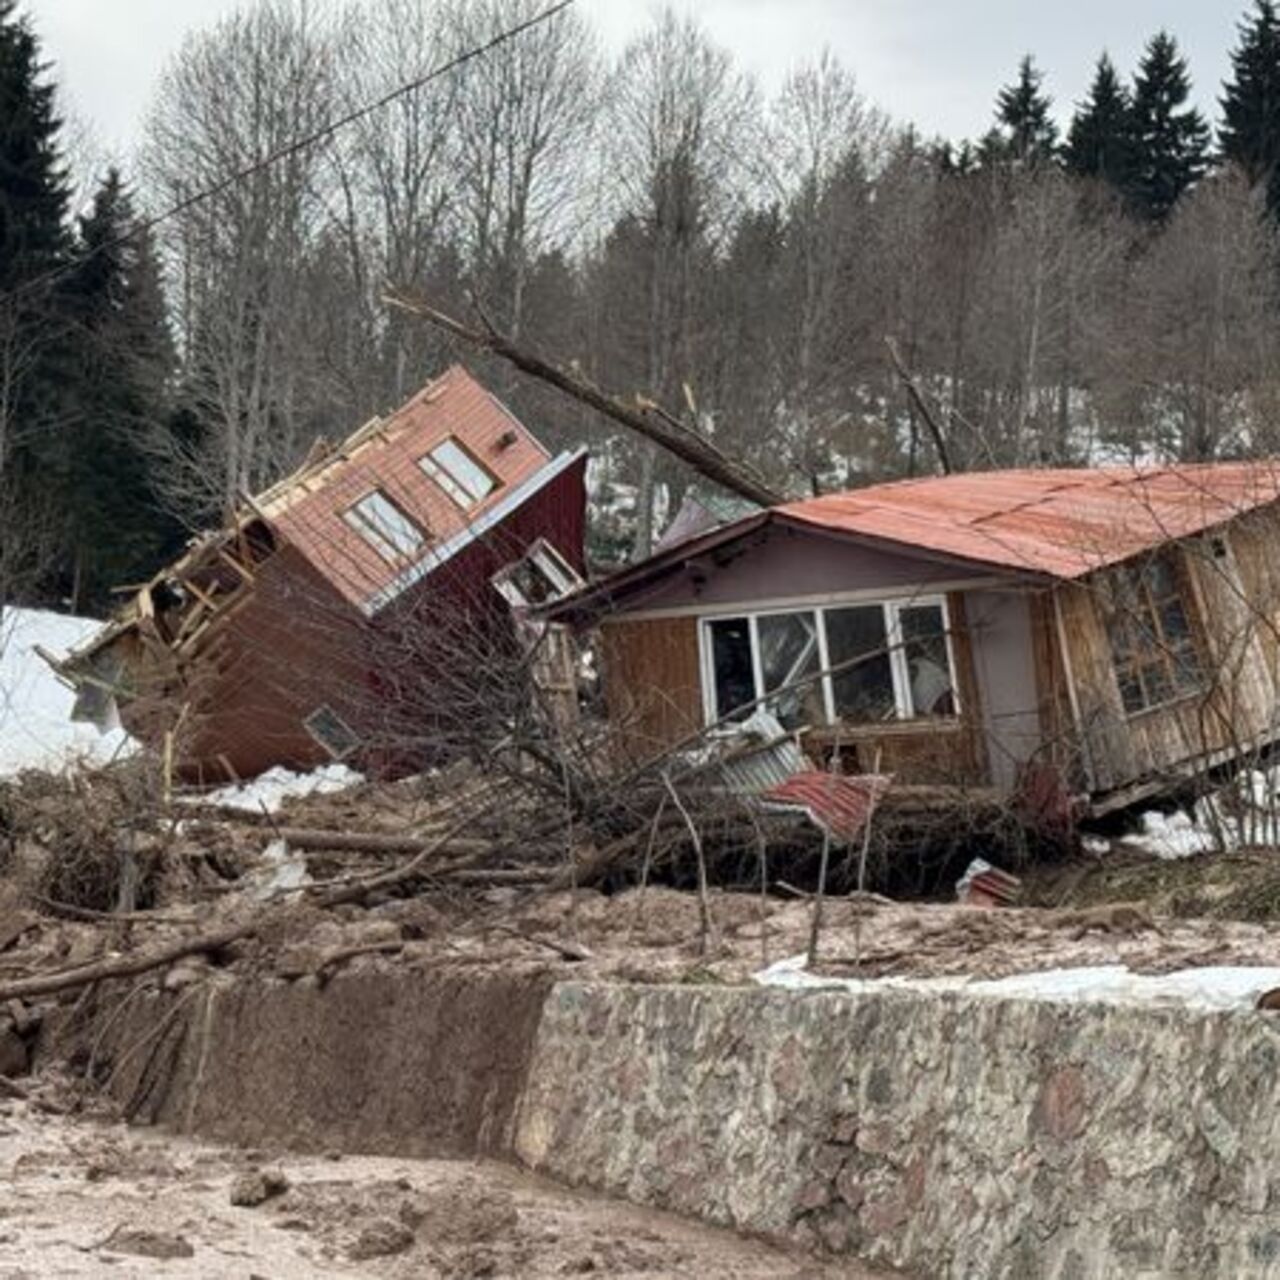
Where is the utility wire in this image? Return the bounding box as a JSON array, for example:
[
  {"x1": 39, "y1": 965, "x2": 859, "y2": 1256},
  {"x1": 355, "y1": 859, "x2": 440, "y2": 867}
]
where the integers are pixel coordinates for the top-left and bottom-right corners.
[{"x1": 2, "y1": 0, "x2": 576, "y2": 307}]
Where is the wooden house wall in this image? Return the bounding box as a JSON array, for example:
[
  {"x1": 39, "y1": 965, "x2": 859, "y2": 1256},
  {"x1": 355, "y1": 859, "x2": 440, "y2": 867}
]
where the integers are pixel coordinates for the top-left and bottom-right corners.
[
  {"x1": 1054, "y1": 518, "x2": 1280, "y2": 796},
  {"x1": 599, "y1": 615, "x2": 703, "y2": 763}
]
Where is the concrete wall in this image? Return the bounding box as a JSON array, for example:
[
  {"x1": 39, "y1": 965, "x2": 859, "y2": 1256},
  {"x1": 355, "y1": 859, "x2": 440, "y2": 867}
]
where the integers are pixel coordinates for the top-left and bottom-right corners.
[{"x1": 69, "y1": 971, "x2": 1280, "y2": 1278}]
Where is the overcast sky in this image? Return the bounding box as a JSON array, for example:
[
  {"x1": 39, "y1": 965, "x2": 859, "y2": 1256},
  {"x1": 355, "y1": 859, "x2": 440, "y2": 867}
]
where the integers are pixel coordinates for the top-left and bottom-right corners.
[{"x1": 27, "y1": 0, "x2": 1240, "y2": 162}]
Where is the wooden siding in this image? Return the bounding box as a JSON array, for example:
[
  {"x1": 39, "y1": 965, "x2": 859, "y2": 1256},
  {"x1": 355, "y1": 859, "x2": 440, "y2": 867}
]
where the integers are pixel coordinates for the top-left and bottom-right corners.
[
  {"x1": 1053, "y1": 521, "x2": 1280, "y2": 796},
  {"x1": 599, "y1": 615, "x2": 703, "y2": 762}
]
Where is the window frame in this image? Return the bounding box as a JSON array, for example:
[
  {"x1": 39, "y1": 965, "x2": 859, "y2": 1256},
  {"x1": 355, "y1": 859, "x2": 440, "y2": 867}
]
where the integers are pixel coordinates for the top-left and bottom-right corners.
[
  {"x1": 418, "y1": 435, "x2": 500, "y2": 509},
  {"x1": 492, "y1": 538, "x2": 584, "y2": 609},
  {"x1": 342, "y1": 488, "x2": 427, "y2": 565},
  {"x1": 1102, "y1": 550, "x2": 1204, "y2": 718},
  {"x1": 697, "y1": 594, "x2": 961, "y2": 728},
  {"x1": 303, "y1": 705, "x2": 359, "y2": 760}
]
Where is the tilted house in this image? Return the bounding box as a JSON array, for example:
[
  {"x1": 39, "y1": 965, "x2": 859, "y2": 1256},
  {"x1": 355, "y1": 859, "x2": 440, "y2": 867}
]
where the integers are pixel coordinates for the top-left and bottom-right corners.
[
  {"x1": 59, "y1": 366, "x2": 587, "y2": 782},
  {"x1": 546, "y1": 464, "x2": 1280, "y2": 816}
]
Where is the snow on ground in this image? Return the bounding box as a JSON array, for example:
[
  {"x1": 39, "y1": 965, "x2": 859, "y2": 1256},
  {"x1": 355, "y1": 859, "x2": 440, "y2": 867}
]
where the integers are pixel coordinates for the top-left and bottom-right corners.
[
  {"x1": 186, "y1": 763, "x2": 363, "y2": 814},
  {"x1": 755, "y1": 953, "x2": 1280, "y2": 1012},
  {"x1": 0, "y1": 607, "x2": 131, "y2": 776},
  {"x1": 1111, "y1": 770, "x2": 1280, "y2": 860}
]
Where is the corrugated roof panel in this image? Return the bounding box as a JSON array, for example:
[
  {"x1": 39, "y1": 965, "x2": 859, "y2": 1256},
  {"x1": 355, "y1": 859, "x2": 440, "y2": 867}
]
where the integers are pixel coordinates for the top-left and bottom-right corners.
[{"x1": 777, "y1": 463, "x2": 1280, "y2": 579}]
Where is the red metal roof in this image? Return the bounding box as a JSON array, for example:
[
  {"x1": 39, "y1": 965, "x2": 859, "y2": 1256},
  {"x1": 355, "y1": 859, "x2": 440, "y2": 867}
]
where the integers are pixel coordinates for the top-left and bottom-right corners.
[
  {"x1": 761, "y1": 772, "x2": 892, "y2": 844},
  {"x1": 777, "y1": 463, "x2": 1280, "y2": 579}
]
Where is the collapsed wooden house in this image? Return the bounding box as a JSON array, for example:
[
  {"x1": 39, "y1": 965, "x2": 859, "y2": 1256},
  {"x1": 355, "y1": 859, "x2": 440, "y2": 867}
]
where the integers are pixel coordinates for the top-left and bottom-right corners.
[
  {"x1": 57, "y1": 366, "x2": 587, "y2": 782},
  {"x1": 544, "y1": 464, "x2": 1280, "y2": 821}
]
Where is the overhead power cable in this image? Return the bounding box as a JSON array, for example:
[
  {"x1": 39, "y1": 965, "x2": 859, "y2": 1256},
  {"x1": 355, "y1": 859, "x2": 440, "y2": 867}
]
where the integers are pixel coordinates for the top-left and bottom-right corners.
[{"x1": 1, "y1": 0, "x2": 576, "y2": 307}]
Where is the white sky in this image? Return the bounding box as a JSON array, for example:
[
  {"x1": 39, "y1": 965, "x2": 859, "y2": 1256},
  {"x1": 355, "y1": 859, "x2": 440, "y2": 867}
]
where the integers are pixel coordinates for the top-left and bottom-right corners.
[{"x1": 27, "y1": 0, "x2": 1238, "y2": 161}]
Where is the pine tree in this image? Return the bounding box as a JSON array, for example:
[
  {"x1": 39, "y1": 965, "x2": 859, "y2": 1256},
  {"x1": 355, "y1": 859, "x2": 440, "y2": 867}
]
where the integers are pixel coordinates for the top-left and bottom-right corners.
[
  {"x1": 1065, "y1": 53, "x2": 1137, "y2": 193},
  {"x1": 1129, "y1": 31, "x2": 1210, "y2": 221},
  {"x1": 0, "y1": 0, "x2": 72, "y2": 606},
  {"x1": 1220, "y1": 0, "x2": 1280, "y2": 219},
  {"x1": 0, "y1": 0, "x2": 68, "y2": 290},
  {"x1": 61, "y1": 171, "x2": 179, "y2": 611},
  {"x1": 995, "y1": 56, "x2": 1059, "y2": 165}
]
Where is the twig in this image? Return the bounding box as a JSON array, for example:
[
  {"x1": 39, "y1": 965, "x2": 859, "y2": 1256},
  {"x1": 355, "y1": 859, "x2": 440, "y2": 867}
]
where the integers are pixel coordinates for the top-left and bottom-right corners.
[
  {"x1": 807, "y1": 733, "x2": 843, "y2": 968},
  {"x1": 627, "y1": 794, "x2": 668, "y2": 943},
  {"x1": 487, "y1": 923, "x2": 592, "y2": 961},
  {"x1": 663, "y1": 772, "x2": 715, "y2": 956},
  {"x1": 853, "y1": 748, "x2": 884, "y2": 973},
  {"x1": 314, "y1": 940, "x2": 404, "y2": 976}
]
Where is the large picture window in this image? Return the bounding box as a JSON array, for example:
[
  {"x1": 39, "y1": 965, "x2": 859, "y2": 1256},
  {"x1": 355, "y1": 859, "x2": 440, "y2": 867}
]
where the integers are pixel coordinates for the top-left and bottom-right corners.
[
  {"x1": 701, "y1": 597, "x2": 957, "y2": 730},
  {"x1": 1103, "y1": 552, "x2": 1202, "y2": 714}
]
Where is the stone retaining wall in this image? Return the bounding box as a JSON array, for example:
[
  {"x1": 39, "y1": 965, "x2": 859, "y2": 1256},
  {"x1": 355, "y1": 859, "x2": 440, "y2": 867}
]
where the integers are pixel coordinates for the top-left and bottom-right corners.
[
  {"x1": 65, "y1": 971, "x2": 1280, "y2": 1277},
  {"x1": 514, "y1": 982, "x2": 1280, "y2": 1279}
]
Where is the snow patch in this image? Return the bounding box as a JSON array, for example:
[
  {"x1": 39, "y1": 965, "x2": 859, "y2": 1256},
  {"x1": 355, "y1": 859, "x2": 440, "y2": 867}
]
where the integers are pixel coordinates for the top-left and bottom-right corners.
[
  {"x1": 186, "y1": 763, "x2": 363, "y2": 814},
  {"x1": 754, "y1": 953, "x2": 1280, "y2": 1011},
  {"x1": 0, "y1": 607, "x2": 133, "y2": 777}
]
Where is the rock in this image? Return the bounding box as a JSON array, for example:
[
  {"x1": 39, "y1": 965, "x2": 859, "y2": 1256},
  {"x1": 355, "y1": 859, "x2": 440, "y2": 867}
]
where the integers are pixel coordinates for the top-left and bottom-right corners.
[
  {"x1": 6, "y1": 1000, "x2": 39, "y2": 1036},
  {"x1": 230, "y1": 1168, "x2": 290, "y2": 1207},
  {"x1": 0, "y1": 1022, "x2": 30, "y2": 1078},
  {"x1": 348, "y1": 1218, "x2": 415, "y2": 1260},
  {"x1": 101, "y1": 1230, "x2": 194, "y2": 1259},
  {"x1": 163, "y1": 964, "x2": 207, "y2": 991}
]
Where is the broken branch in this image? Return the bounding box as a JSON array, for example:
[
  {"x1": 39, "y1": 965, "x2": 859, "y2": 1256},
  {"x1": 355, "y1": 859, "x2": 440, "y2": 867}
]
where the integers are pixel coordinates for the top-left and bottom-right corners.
[{"x1": 384, "y1": 292, "x2": 785, "y2": 508}]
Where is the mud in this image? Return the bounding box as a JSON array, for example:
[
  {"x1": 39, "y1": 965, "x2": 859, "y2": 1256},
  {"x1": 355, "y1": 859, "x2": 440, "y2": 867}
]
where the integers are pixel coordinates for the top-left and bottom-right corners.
[{"x1": 0, "y1": 1101, "x2": 877, "y2": 1277}]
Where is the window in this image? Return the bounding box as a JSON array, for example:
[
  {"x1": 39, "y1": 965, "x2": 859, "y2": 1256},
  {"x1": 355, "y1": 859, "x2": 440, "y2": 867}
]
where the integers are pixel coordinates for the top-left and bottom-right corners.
[
  {"x1": 420, "y1": 437, "x2": 499, "y2": 508},
  {"x1": 304, "y1": 705, "x2": 359, "y2": 759},
  {"x1": 826, "y1": 605, "x2": 895, "y2": 721},
  {"x1": 1104, "y1": 552, "x2": 1202, "y2": 715},
  {"x1": 493, "y1": 539, "x2": 583, "y2": 608},
  {"x1": 344, "y1": 490, "x2": 425, "y2": 563},
  {"x1": 702, "y1": 596, "x2": 958, "y2": 729}
]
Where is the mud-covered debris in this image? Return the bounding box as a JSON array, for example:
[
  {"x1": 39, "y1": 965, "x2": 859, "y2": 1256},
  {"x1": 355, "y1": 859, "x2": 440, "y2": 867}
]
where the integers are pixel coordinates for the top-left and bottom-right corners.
[
  {"x1": 0, "y1": 1022, "x2": 29, "y2": 1077},
  {"x1": 348, "y1": 1217, "x2": 415, "y2": 1259},
  {"x1": 400, "y1": 1181, "x2": 520, "y2": 1244},
  {"x1": 100, "y1": 1228, "x2": 195, "y2": 1259},
  {"x1": 230, "y1": 1167, "x2": 290, "y2": 1206}
]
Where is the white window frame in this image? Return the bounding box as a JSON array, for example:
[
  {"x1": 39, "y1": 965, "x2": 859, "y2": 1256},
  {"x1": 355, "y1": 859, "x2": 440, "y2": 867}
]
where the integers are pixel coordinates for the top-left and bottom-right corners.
[
  {"x1": 698, "y1": 595, "x2": 960, "y2": 727},
  {"x1": 303, "y1": 705, "x2": 359, "y2": 760},
  {"x1": 492, "y1": 538, "x2": 584, "y2": 608},
  {"x1": 419, "y1": 436, "x2": 499, "y2": 509},
  {"x1": 343, "y1": 489, "x2": 426, "y2": 564}
]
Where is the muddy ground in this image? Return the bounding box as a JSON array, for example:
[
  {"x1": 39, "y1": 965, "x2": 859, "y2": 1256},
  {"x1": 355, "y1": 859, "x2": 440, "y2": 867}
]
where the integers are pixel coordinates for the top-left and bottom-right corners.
[{"x1": 0, "y1": 1095, "x2": 882, "y2": 1279}]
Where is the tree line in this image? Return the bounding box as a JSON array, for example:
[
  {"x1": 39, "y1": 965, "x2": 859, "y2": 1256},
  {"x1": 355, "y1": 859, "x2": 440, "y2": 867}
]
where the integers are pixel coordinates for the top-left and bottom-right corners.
[{"x1": 5, "y1": 0, "x2": 1280, "y2": 609}]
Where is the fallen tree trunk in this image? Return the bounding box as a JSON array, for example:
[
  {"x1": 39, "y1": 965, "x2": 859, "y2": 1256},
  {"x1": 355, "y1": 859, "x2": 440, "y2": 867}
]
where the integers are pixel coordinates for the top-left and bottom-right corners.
[
  {"x1": 278, "y1": 828, "x2": 493, "y2": 857},
  {"x1": 384, "y1": 292, "x2": 785, "y2": 509},
  {"x1": 0, "y1": 921, "x2": 256, "y2": 1003}
]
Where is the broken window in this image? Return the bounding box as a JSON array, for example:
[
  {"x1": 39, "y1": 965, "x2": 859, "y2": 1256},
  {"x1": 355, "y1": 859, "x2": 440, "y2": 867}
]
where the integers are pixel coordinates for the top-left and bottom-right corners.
[
  {"x1": 419, "y1": 437, "x2": 499, "y2": 508},
  {"x1": 1105, "y1": 552, "x2": 1202, "y2": 715},
  {"x1": 343, "y1": 490, "x2": 425, "y2": 563},
  {"x1": 493, "y1": 540, "x2": 583, "y2": 608},
  {"x1": 708, "y1": 617, "x2": 755, "y2": 722},
  {"x1": 303, "y1": 705, "x2": 359, "y2": 759},
  {"x1": 899, "y1": 603, "x2": 956, "y2": 717},
  {"x1": 757, "y1": 611, "x2": 825, "y2": 730},
  {"x1": 826, "y1": 605, "x2": 895, "y2": 720},
  {"x1": 702, "y1": 596, "x2": 959, "y2": 729}
]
